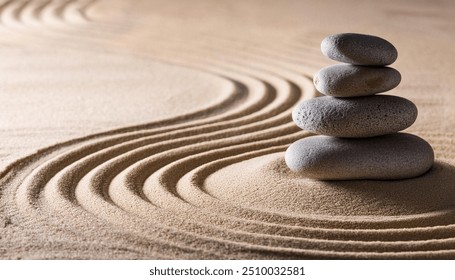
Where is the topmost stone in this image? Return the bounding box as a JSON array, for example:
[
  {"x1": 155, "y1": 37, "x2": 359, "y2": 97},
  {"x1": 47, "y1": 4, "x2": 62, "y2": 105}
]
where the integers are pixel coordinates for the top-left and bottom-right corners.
[{"x1": 321, "y1": 33, "x2": 398, "y2": 66}]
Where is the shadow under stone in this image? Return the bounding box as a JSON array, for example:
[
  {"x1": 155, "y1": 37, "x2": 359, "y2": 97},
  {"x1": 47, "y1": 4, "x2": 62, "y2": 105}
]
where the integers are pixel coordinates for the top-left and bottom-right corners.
[
  {"x1": 267, "y1": 157, "x2": 455, "y2": 216},
  {"x1": 309, "y1": 161, "x2": 455, "y2": 215}
]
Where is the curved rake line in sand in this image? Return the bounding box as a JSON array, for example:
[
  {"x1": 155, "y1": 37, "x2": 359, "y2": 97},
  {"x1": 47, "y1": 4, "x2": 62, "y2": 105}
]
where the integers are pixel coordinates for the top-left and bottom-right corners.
[
  {"x1": 52, "y1": 0, "x2": 95, "y2": 23},
  {"x1": 12, "y1": 105, "x2": 274, "y2": 258},
  {"x1": 161, "y1": 38, "x2": 455, "y2": 225},
  {"x1": 40, "y1": 0, "x2": 94, "y2": 24},
  {"x1": 19, "y1": 92, "x2": 455, "y2": 258},
  {"x1": 5, "y1": 12, "x2": 452, "y2": 257},
  {"x1": 112, "y1": 41, "x2": 455, "y2": 254},
  {"x1": 21, "y1": 0, "x2": 53, "y2": 27},
  {"x1": 0, "y1": 0, "x2": 27, "y2": 28},
  {"x1": 184, "y1": 155, "x2": 455, "y2": 232},
  {"x1": 0, "y1": 0, "x2": 93, "y2": 29},
  {"x1": 0, "y1": 8, "x2": 324, "y2": 72},
  {"x1": 200, "y1": 34, "x2": 324, "y2": 70},
  {"x1": 0, "y1": 26, "x2": 300, "y2": 258},
  {"x1": 22, "y1": 73, "x2": 302, "y2": 209},
  {"x1": 13, "y1": 56, "x2": 455, "y2": 258},
  {"x1": 8, "y1": 41, "x2": 320, "y2": 258},
  {"x1": 0, "y1": 23, "x2": 315, "y2": 179},
  {"x1": 40, "y1": 0, "x2": 83, "y2": 26},
  {"x1": 8, "y1": 48, "x2": 455, "y2": 258}
]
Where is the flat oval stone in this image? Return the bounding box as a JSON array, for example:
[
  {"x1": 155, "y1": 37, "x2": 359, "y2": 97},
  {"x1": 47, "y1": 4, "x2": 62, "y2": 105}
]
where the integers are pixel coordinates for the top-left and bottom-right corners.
[
  {"x1": 292, "y1": 95, "x2": 417, "y2": 137},
  {"x1": 321, "y1": 33, "x2": 398, "y2": 66},
  {"x1": 314, "y1": 64, "x2": 401, "y2": 97},
  {"x1": 285, "y1": 133, "x2": 434, "y2": 180}
]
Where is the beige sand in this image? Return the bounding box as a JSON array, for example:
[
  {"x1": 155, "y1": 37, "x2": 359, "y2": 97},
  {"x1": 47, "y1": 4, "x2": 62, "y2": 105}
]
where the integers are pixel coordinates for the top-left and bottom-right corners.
[{"x1": 0, "y1": 0, "x2": 454, "y2": 259}]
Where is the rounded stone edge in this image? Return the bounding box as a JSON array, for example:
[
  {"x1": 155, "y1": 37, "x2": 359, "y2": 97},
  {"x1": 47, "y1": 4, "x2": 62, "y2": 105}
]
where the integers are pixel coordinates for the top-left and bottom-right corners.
[
  {"x1": 292, "y1": 95, "x2": 419, "y2": 138},
  {"x1": 313, "y1": 65, "x2": 402, "y2": 97},
  {"x1": 284, "y1": 134, "x2": 435, "y2": 180},
  {"x1": 321, "y1": 33, "x2": 398, "y2": 66}
]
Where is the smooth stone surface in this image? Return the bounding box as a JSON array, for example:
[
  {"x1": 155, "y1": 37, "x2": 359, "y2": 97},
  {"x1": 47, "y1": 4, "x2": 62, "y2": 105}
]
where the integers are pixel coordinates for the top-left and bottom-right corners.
[
  {"x1": 321, "y1": 33, "x2": 398, "y2": 66},
  {"x1": 285, "y1": 133, "x2": 434, "y2": 180},
  {"x1": 292, "y1": 95, "x2": 417, "y2": 138},
  {"x1": 314, "y1": 64, "x2": 401, "y2": 97}
]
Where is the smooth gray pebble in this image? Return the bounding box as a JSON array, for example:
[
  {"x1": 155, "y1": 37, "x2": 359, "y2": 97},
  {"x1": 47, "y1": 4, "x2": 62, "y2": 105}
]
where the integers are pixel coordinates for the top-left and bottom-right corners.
[
  {"x1": 321, "y1": 33, "x2": 398, "y2": 66},
  {"x1": 314, "y1": 64, "x2": 401, "y2": 97},
  {"x1": 285, "y1": 133, "x2": 434, "y2": 180},
  {"x1": 292, "y1": 95, "x2": 417, "y2": 138}
]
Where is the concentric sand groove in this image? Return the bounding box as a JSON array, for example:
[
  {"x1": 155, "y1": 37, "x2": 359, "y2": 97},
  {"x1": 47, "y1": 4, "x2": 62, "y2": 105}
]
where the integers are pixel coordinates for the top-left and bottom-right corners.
[
  {"x1": 0, "y1": 0, "x2": 93, "y2": 27},
  {"x1": 0, "y1": 0, "x2": 97, "y2": 50},
  {"x1": 1, "y1": 0, "x2": 455, "y2": 259}
]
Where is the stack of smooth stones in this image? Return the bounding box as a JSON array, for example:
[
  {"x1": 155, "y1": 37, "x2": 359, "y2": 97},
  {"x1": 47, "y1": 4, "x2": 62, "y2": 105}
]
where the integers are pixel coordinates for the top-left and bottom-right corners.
[{"x1": 285, "y1": 33, "x2": 434, "y2": 180}]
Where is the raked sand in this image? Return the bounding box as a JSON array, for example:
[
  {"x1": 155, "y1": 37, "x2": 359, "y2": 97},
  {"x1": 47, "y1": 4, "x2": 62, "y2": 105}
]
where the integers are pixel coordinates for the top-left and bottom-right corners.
[{"x1": 0, "y1": 0, "x2": 455, "y2": 259}]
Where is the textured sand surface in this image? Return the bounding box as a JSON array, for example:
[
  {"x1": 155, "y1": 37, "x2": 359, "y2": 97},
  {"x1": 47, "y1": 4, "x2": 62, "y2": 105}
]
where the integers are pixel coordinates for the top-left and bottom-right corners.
[{"x1": 0, "y1": 0, "x2": 455, "y2": 259}]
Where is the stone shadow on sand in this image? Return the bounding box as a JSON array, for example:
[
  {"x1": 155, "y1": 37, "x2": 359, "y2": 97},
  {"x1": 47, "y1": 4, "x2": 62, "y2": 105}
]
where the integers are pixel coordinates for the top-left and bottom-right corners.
[{"x1": 316, "y1": 161, "x2": 455, "y2": 215}]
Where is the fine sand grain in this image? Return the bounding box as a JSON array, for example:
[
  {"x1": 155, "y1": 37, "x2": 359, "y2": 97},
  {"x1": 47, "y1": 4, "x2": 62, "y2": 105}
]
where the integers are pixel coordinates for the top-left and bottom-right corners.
[{"x1": 0, "y1": 0, "x2": 455, "y2": 259}]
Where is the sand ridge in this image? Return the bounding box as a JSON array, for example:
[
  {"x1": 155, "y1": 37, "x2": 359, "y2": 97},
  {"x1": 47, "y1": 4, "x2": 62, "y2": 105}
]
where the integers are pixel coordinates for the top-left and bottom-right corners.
[{"x1": 0, "y1": 0, "x2": 455, "y2": 259}]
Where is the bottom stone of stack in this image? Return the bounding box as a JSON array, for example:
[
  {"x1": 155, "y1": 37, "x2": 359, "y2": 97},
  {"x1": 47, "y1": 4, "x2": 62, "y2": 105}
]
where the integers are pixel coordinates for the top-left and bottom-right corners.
[{"x1": 285, "y1": 133, "x2": 434, "y2": 180}]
